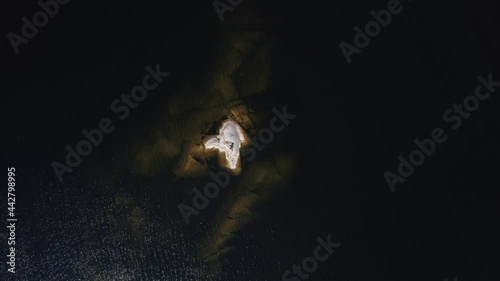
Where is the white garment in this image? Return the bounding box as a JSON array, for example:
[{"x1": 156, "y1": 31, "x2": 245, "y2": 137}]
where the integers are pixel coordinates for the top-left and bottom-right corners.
[{"x1": 204, "y1": 120, "x2": 245, "y2": 169}]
